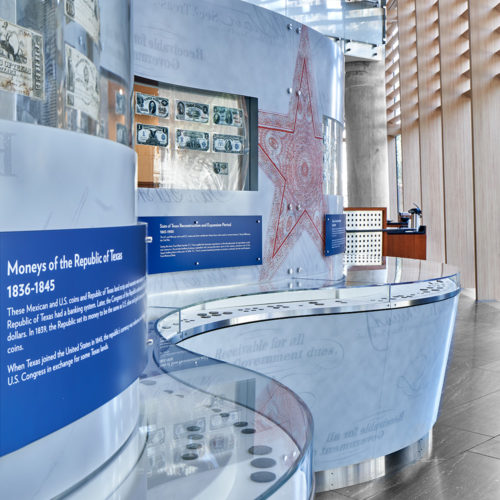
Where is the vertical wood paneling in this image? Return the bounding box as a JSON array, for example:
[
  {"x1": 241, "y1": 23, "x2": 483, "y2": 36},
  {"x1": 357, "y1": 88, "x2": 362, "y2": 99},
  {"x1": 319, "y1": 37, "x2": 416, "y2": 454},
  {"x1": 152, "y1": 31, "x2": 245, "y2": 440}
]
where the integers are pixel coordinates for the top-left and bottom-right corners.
[
  {"x1": 415, "y1": 0, "x2": 446, "y2": 262},
  {"x1": 386, "y1": 0, "x2": 500, "y2": 297},
  {"x1": 385, "y1": 3, "x2": 401, "y2": 222},
  {"x1": 439, "y1": 0, "x2": 476, "y2": 288},
  {"x1": 469, "y1": 0, "x2": 500, "y2": 299},
  {"x1": 386, "y1": 6, "x2": 402, "y2": 138},
  {"x1": 387, "y1": 136, "x2": 398, "y2": 220},
  {"x1": 397, "y1": 0, "x2": 422, "y2": 211}
]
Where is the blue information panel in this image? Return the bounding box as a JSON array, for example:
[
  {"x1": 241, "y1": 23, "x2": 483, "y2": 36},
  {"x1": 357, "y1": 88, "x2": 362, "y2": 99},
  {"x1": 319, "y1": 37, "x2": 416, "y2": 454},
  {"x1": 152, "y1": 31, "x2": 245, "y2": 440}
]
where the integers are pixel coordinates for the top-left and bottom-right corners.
[
  {"x1": 0, "y1": 225, "x2": 147, "y2": 456},
  {"x1": 325, "y1": 214, "x2": 346, "y2": 256},
  {"x1": 140, "y1": 216, "x2": 262, "y2": 274}
]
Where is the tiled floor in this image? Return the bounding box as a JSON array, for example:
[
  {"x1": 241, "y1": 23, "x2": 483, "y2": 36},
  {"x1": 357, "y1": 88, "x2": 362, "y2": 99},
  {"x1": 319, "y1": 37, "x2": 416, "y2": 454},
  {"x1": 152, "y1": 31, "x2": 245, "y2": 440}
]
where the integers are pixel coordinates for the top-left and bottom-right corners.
[{"x1": 316, "y1": 292, "x2": 500, "y2": 500}]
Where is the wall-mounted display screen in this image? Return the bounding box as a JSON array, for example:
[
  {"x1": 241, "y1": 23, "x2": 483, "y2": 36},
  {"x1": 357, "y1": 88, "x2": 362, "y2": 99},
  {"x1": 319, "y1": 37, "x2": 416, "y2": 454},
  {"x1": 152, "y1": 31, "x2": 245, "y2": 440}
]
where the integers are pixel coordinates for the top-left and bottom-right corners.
[{"x1": 134, "y1": 79, "x2": 257, "y2": 191}]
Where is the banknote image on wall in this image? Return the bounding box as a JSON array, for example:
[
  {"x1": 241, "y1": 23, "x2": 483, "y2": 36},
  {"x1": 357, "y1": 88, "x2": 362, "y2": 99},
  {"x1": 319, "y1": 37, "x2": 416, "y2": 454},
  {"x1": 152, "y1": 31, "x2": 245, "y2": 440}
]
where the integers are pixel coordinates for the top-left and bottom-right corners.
[{"x1": 134, "y1": 79, "x2": 258, "y2": 191}]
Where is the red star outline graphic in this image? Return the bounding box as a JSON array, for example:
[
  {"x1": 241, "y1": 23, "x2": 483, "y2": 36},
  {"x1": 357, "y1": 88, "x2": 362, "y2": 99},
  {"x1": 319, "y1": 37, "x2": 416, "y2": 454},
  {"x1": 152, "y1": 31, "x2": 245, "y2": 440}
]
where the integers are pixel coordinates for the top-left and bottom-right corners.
[{"x1": 258, "y1": 27, "x2": 328, "y2": 280}]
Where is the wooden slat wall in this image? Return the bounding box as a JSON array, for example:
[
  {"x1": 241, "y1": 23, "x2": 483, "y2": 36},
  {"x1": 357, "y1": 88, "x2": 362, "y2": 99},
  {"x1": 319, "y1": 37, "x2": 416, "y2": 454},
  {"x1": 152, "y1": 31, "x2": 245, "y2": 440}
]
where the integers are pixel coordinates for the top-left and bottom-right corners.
[
  {"x1": 438, "y1": 0, "x2": 475, "y2": 288},
  {"x1": 386, "y1": 3, "x2": 402, "y2": 138},
  {"x1": 385, "y1": 2, "x2": 401, "y2": 220},
  {"x1": 385, "y1": 1, "x2": 401, "y2": 221},
  {"x1": 384, "y1": 0, "x2": 500, "y2": 295},
  {"x1": 387, "y1": 136, "x2": 398, "y2": 221},
  {"x1": 415, "y1": 0, "x2": 446, "y2": 262},
  {"x1": 469, "y1": 0, "x2": 500, "y2": 299},
  {"x1": 397, "y1": 0, "x2": 422, "y2": 211}
]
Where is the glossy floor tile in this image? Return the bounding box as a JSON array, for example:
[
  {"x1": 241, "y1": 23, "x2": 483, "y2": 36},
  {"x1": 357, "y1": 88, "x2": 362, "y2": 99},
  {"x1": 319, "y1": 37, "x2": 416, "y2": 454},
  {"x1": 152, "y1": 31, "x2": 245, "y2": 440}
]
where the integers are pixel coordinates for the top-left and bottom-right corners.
[
  {"x1": 431, "y1": 424, "x2": 490, "y2": 460},
  {"x1": 439, "y1": 367, "x2": 500, "y2": 411},
  {"x1": 316, "y1": 294, "x2": 500, "y2": 500},
  {"x1": 470, "y1": 436, "x2": 500, "y2": 460}
]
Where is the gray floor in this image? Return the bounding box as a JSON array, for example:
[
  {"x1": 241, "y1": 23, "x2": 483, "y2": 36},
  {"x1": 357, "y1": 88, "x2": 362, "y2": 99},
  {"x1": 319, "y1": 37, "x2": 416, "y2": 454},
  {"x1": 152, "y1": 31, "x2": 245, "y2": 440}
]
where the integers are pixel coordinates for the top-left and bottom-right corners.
[{"x1": 316, "y1": 292, "x2": 500, "y2": 500}]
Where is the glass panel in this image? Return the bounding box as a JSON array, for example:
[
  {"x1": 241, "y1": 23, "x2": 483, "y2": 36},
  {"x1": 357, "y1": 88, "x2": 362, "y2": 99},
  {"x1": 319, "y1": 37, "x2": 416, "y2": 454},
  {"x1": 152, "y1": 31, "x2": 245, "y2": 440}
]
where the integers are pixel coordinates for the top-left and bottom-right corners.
[
  {"x1": 59, "y1": 304, "x2": 314, "y2": 499},
  {"x1": 323, "y1": 117, "x2": 343, "y2": 196},
  {"x1": 134, "y1": 81, "x2": 257, "y2": 191},
  {"x1": 148, "y1": 342, "x2": 314, "y2": 499},
  {"x1": 0, "y1": 0, "x2": 132, "y2": 144},
  {"x1": 149, "y1": 258, "x2": 460, "y2": 349},
  {"x1": 243, "y1": 0, "x2": 385, "y2": 46}
]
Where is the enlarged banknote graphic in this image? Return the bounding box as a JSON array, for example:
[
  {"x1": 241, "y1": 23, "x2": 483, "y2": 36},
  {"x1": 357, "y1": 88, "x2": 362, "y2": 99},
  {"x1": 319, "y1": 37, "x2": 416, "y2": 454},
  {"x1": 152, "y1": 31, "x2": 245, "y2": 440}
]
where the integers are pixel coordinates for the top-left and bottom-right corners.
[
  {"x1": 213, "y1": 162, "x2": 228, "y2": 175},
  {"x1": 0, "y1": 17, "x2": 44, "y2": 99},
  {"x1": 136, "y1": 92, "x2": 169, "y2": 118},
  {"x1": 65, "y1": 0, "x2": 100, "y2": 43},
  {"x1": 136, "y1": 123, "x2": 168, "y2": 147},
  {"x1": 213, "y1": 106, "x2": 243, "y2": 127},
  {"x1": 65, "y1": 44, "x2": 100, "y2": 121},
  {"x1": 176, "y1": 100, "x2": 209, "y2": 123},
  {"x1": 176, "y1": 129, "x2": 209, "y2": 151},
  {"x1": 115, "y1": 90, "x2": 126, "y2": 115},
  {"x1": 116, "y1": 123, "x2": 128, "y2": 145},
  {"x1": 213, "y1": 134, "x2": 244, "y2": 154}
]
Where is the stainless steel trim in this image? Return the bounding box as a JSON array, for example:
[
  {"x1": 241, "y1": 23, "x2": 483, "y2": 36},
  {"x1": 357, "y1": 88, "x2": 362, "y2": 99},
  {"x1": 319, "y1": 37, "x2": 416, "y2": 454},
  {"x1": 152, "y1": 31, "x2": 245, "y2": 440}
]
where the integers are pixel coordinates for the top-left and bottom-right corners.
[
  {"x1": 314, "y1": 432, "x2": 432, "y2": 492},
  {"x1": 165, "y1": 290, "x2": 460, "y2": 344}
]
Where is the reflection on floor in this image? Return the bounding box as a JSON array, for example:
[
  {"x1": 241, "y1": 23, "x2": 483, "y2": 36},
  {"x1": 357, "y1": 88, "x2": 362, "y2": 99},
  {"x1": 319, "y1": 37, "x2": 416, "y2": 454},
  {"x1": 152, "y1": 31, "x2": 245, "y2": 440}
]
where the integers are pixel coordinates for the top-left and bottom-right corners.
[{"x1": 316, "y1": 292, "x2": 500, "y2": 500}]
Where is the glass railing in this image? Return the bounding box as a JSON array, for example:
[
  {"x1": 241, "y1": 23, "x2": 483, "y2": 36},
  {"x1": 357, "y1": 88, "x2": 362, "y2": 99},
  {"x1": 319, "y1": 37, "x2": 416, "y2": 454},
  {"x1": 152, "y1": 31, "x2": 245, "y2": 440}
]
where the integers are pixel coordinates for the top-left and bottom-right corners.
[
  {"x1": 147, "y1": 326, "x2": 315, "y2": 499},
  {"x1": 153, "y1": 258, "x2": 460, "y2": 345}
]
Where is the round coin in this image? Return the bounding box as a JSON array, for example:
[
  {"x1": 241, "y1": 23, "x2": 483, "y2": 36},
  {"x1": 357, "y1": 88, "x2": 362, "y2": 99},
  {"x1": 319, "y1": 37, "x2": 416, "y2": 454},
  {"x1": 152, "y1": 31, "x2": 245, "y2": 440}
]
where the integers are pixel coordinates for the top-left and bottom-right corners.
[{"x1": 250, "y1": 471, "x2": 276, "y2": 483}]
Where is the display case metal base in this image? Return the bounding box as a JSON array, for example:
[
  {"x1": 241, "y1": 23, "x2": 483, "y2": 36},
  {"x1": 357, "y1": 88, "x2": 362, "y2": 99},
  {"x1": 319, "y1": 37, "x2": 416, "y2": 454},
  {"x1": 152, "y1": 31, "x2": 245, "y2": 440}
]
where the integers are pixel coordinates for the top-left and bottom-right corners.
[{"x1": 314, "y1": 431, "x2": 432, "y2": 492}]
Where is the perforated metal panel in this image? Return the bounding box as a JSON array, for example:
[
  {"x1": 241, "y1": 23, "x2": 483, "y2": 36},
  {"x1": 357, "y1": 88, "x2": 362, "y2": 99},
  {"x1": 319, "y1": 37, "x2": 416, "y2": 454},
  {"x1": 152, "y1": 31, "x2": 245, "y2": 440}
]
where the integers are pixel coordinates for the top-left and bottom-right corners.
[
  {"x1": 345, "y1": 231, "x2": 383, "y2": 265},
  {"x1": 345, "y1": 210, "x2": 383, "y2": 230}
]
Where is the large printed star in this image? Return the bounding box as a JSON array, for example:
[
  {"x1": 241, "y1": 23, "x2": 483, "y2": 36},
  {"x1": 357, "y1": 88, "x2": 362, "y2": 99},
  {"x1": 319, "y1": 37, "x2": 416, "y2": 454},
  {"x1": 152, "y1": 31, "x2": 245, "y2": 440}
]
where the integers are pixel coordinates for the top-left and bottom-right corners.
[{"x1": 259, "y1": 28, "x2": 327, "y2": 280}]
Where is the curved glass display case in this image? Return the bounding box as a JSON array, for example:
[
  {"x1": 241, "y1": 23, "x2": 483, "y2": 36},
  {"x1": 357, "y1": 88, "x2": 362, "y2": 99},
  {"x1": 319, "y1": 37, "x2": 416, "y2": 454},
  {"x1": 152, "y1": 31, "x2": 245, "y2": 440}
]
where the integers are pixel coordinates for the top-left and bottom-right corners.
[
  {"x1": 58, "y1": 258, "x2": 460, "y2": 498},
  {"x1": 153, "y1": 257, "x2": 460, "y2": 492}
]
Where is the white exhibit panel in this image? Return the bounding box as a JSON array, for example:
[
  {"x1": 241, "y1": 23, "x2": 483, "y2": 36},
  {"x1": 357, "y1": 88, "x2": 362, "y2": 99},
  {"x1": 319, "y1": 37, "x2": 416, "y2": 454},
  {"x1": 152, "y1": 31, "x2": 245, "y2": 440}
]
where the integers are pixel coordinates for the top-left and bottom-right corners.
[
  {"x1": 133, "y1": 0, "x2": 346, "y2": 289},
  {"x1": 0, "y1": 119, "x2": 136, "y2": 231},
  {"x1": 180, "y1": 297, "x2": 458, "y2": 472},
  {"x1": 0, "y1": 124, "x2": 146, "y2": 499},
  {"x1": 0, "y1": 2, "x2": 145, "y2": 498}
]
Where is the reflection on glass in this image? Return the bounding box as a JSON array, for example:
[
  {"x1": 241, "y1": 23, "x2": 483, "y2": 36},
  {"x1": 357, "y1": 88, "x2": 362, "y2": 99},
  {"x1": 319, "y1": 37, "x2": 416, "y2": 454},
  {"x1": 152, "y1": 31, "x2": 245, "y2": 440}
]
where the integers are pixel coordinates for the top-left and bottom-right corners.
[
  {"x1": 323, "y1": 117, "x2": 343, "y2": 196},
  {"x1": 134, "y1": 81, "x2": 256, "y2": 191},
  {"x1": 243, "y1": 0, "x2": 384, "y2": 45},
  {"x1": 0, "y1": 0, "x2": 131, "y2": 144}
]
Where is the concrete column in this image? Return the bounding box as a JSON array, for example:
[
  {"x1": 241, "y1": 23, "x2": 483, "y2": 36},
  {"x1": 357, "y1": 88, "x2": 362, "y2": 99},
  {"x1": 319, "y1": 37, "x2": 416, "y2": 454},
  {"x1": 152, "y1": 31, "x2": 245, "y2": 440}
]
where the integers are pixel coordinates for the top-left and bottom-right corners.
[{"x1": 345, "y1": 60, "x2": 389, "y2": 208}]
